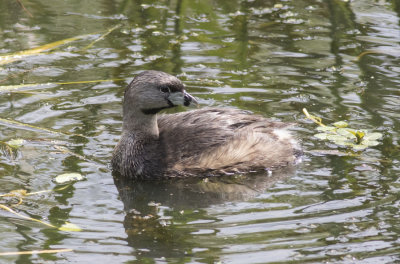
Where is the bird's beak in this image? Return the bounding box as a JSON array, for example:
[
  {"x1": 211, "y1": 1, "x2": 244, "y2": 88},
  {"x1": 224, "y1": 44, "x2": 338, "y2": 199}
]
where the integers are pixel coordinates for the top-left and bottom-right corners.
[
  {"x1": 183, "y1": 91, "x2": 198, "y2": 107},
  {"x1": 168, "y1": 90, "x2": 198, "y2": 107}
]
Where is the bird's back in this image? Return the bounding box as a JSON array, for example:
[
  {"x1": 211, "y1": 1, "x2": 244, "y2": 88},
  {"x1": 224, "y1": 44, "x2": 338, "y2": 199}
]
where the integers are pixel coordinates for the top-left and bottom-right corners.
[{"x1": 157, "y1": 107, "x2": 300, "y2": 177}]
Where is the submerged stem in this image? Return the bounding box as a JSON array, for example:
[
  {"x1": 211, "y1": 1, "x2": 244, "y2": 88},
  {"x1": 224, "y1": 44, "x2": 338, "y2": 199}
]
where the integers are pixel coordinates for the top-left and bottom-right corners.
[{"x1": 303, "y1": 108, "x2": 326, "y2": 127}]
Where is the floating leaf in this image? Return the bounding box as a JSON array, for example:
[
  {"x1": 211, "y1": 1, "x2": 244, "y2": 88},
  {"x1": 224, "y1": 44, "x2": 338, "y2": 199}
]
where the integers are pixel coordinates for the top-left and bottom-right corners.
[
  {"x1": 303, "y1": 108, "x2": 383, "y2": 151},
  {"x1": 336, "y1": 128, "x2": 356, "y2": 138},
  {"x1": 314, "y1": 133, "x2": 329, "y2": 140},
  {"x1": 347, "y1": 130, "x2": 365, "y2": 143},
  {"x1": 326, "y1": 134, "x2": 348, "y2": 142},
  {"x1": 352, "y1": 144, "x2": 368, "y2": 151},
  {"x1": 59, "y1": 222, "x2": 82, "y2": 232},
  {"x1": 333, "y1": 121, "x2": 348, "y2": 128},
  {"x1": 54, "y1": 173, "x2": 85, "y2": 184},
  {"x1": 0, "y1": 204, "x2": 56, "y2": 228},
  {"x1": 361, "y1": 140, "x2": 380, "y2": 147},
  {"x1": 316, "y1": 126, "x2": 336, "y2": 132},
  {"x1": 364, "y1": 132, "x2": 383, "y2": 141},
  {"x1": 332, "y1": 140, "x2": 352, "y2": 147},
  {"x1": 6, "y1": 138, "x2": 25, "y2": 148}
]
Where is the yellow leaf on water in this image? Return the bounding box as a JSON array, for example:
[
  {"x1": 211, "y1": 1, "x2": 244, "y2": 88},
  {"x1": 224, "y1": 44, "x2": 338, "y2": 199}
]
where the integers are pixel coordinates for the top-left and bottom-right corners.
[
  {"x1": 0, "y1": 204, "x2": 56, "y2": 228},
  {"x1": 333, "y1": 121, "x2": 348, "y2": 128},
  {"x1": 0, "y1": 34, "x2": 90, "y2": 66},
  {"x1": 59, "y1": 222, "x2": 82, "y2": 232},
  {"x1": 54, "y1": 173, "x2": 85, "y2": 184},
  {"x1": 6, "y1": 138, "x2": 25, "y2": 148},
  {"x1": 0, "y1": 248, "x2": 73, "y2": 256}
]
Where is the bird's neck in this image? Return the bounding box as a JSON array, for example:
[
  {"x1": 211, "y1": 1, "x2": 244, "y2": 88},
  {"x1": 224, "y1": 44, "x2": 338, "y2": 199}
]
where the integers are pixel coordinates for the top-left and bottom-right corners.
[{"x1": 122, "y1": 107, "x2": 159, "y2": 138}]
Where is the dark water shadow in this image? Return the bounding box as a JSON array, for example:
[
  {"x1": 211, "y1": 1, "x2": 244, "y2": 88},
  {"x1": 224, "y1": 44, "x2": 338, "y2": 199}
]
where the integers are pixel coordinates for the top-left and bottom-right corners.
[{"x1": 113, "y1": 167, "x2": 297, "y2": 260}]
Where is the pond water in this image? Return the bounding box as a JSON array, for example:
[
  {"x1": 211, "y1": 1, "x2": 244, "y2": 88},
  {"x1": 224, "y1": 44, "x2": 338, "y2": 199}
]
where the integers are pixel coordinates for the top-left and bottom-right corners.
[{"x1": 1, "y1": 0, "x2": 400, "y2": 263}]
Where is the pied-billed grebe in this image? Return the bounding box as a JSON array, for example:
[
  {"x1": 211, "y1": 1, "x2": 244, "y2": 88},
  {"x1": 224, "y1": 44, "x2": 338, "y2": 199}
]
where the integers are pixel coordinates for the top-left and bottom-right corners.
[{"x1": 112, "y1": 70, "x2": 301, "y2": 179}]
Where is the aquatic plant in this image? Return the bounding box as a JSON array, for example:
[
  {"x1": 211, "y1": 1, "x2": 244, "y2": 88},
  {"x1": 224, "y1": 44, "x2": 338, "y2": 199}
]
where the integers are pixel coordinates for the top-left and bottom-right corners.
[{"x1": 303, "y1": 108, "x2": 383, "y2": 151}]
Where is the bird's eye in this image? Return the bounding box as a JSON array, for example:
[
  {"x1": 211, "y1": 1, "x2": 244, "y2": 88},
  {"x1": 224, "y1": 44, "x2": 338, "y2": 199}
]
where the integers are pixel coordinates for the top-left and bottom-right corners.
[{"x1": 160, "y1": 86, "x2": 170, "y2": 93}]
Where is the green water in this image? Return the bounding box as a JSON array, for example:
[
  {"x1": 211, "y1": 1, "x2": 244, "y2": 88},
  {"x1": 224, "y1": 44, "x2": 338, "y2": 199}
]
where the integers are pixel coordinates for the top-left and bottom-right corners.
[{"x1": 0, "y1": 0, "x2": 400, "y2": 263}]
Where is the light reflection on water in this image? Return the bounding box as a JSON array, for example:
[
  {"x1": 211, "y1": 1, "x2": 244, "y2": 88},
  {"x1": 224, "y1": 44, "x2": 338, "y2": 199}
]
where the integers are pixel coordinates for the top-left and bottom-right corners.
[{"x1": 0, "y1": 0, "x2": 400, "y2": 263}]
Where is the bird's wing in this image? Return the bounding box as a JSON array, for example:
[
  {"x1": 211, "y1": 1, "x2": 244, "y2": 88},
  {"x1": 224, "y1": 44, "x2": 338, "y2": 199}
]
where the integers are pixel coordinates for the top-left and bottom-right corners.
[{"x1": 157, "y1": 107, "x2": 293, "y2": 171}]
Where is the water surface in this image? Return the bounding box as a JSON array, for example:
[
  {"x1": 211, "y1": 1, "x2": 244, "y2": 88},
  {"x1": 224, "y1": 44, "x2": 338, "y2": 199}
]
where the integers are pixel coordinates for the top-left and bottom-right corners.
[{"x1": 0, "y1": 0, "x2": 400, "y2": 263}]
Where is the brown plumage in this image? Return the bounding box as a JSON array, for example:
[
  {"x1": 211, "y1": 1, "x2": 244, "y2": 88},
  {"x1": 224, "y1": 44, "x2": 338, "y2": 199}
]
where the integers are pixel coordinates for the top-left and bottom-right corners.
[{"x1": 112, "y1": 70, "x2": 301, "y2": 180}]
